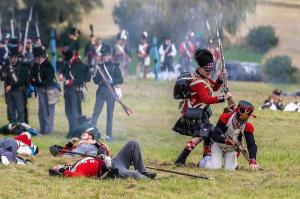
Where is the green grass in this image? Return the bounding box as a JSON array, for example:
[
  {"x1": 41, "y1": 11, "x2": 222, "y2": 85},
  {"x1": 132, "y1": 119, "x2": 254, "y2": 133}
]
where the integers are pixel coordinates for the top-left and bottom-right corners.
[{"x1": 0, "y1": 79, "x2": 300, "y2": 199}]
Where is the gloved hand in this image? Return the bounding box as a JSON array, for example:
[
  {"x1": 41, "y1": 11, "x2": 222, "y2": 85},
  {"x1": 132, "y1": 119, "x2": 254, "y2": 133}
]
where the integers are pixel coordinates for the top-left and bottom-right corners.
[
  {"x1": 64, "y1": 79, "x2": 74, "y2": 86},
  {"x1": 101, "y1": 155, "x2": 112, "y2": 168},
  {"x1": 249, "y1": 159, "x2": 260, "y2": 171}
]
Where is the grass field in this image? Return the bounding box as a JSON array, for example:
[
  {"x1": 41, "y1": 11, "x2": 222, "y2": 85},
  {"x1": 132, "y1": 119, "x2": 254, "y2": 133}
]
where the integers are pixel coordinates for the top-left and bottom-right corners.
[{"x1": 0, "y1": 77, "x2": 299, "y2": 199}]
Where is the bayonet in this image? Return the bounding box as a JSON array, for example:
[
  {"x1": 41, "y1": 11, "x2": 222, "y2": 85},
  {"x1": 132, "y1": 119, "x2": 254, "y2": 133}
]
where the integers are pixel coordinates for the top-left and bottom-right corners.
[
  {"x1": 22, "y1": 6, "x2": 33, "y2": 55},
  {"x1": 215, "y1": 19, "x2": 236, "y2": 111},
  {"x1": 35, "y1": 11, "x2": 40, "y2": 38},
  {"x1": 0, "y1": 12, "x2": 2, "y2": 41},
  {"x1": 10, "y1": 2, "x2": 15, "y2": 38},
  {"x1": 206, "y1": 20, "x2": 212, "y2": 38}
]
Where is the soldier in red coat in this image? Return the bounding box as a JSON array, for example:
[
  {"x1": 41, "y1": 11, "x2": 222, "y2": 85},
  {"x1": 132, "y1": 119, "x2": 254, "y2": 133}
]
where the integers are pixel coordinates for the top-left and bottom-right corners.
[
  {"x1": 173, "y1": 49, "x2": 232, "y2": 166},
  {"x1": 199, "y1": 100, "x2": 260, "y2": 171},
  {"x1": 49, "y1": 140, "x2": 156, "y2": 179}
]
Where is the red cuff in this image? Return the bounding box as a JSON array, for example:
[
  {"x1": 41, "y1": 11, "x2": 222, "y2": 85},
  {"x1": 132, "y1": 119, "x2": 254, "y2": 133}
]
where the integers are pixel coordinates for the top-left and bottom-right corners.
[{"x1": 249, "y1": 159, "x2": 257, "y2": 165}]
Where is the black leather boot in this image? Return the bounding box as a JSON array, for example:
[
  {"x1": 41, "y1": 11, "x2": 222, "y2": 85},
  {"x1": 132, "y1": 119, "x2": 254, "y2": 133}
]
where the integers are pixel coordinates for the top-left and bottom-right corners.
[{"x1": 174, "y1": 148, "x2": 191, "y2": 167}]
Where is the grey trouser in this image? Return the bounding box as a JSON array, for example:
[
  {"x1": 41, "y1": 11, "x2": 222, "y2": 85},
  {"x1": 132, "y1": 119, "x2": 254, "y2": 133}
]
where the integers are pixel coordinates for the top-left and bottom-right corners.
[
  {"x1": 112, "y1": 140, "x2": 146, "y2": 179},
  {"x1": 92, "y1": 86, "x2": 115, "y2": 137},
  {"x1": 37, "y1": 88, "x2": 55, "y2": 134},
  {"x1": 6, "y1": 89, "x2": 25, "y2": 123},
  {"x1": 64, "y1": 87, "x2": 83, "y2": 132}
]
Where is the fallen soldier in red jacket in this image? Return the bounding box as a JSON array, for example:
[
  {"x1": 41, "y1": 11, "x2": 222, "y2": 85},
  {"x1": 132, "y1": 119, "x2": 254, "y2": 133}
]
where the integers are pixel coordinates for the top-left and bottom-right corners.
[{"x1": 49, "y1": 140, "x2": 156, "y2": 179}]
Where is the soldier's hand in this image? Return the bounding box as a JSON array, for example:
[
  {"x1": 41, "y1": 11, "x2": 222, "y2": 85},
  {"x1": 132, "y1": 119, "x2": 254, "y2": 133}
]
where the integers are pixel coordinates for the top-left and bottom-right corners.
[
  {"x1": 5, "y1": 85, "x2": 12, "y2": 93},
  {"x1": 70, "y1": 138, "x2": 79, "y2": 143},
  {"x1": 225, "y1": 136, "x2": 236, "y2": 146},
  {"x1": 218, "y1": 69, "x2": 227, "y2": 81},
  {"x1": 249, "y1": 159, "x2": 260, "y2": 171},
  {"x1": 59, "y1": 74, "x2": 64, "y2": 82},
  {"x1": 224, "y1": 92, "x2": 232, "y2": 100}
]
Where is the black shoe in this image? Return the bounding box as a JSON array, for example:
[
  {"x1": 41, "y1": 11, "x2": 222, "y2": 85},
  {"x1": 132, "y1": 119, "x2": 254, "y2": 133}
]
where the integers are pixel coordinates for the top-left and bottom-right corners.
[
  {"x1": 142, "y1": 171, "x2": 156, "y2": 179},
  {"x1": 49, "y1": 168, "x2": 63, "y2": 176},
  {"x1": 49, "y1": 145, "x2": 61, "y2": 156},
  {"x1": 174, "y1": 148, "x2": 191, "y2": 167}
]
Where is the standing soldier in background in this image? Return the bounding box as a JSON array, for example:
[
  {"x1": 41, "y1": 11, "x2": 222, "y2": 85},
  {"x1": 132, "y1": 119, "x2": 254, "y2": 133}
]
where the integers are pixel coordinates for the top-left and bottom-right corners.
[
  {"x1": 179, "y1": 32, "x2": 196, "y2": 73},
  {"x1": 173, "y1": 49, "x2": 231, "y2": 166},
  {"x1": 136, "y1": 31, "x2": 150, "y2": 79},
  {"x1": 31, "y1": 46, "x2": 56, "y2": 134},
  {"x1": 159, "y1": 36, "x2": 177, "y2": 73},
  {"x1": 113, "y1": 30, "x2": 130, "y2": 76},
  {"x1": 64, "y1": 28, "x2": 81, "y2": 56},
  {"x1": 91, "y1": 44, "x2": 123, "y2": 141},
  {"x1": 84, "y1": 26, "x2": 97, "y2": 68},
  {"x1": 59, "y1": 46, "x2": 89, "y2": 133},
  {"x1": 3, "y1": 39, "x2": 30, "y2": 123}
]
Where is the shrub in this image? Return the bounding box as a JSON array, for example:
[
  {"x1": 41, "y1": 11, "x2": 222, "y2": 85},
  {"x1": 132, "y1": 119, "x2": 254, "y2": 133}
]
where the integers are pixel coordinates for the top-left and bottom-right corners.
[
  {"x1": 263, "y1": 55, "x2": 299, "y2": 83},
  {"x1": 246, "y1": 26, "x2": 278, "y2": 53}
]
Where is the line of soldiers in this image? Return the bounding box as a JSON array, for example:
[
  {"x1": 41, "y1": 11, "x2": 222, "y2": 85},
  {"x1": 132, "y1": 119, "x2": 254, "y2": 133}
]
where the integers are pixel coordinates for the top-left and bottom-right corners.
[{"x1": 1, "y1": 27, "x2": 124, "y2": 140}]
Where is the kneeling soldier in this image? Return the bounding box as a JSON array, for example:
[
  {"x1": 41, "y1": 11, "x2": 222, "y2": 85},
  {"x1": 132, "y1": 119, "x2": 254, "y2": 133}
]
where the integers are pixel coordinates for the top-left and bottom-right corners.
[{"x1": 199, "y1": 100, "x2": 260, "y2": 171}]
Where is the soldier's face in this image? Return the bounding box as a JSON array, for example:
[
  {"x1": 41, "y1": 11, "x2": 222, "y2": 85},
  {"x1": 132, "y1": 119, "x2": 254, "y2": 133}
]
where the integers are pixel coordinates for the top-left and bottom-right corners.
[
  {"x1": 198, "y1": 67, "x2": 210, "y2": 78},
  {"x1": 81, "y1": 132, "x2": 92, "y2": 140},
  {"x1": 102, "y1": 55, "x2": 111, "y2": 62}
]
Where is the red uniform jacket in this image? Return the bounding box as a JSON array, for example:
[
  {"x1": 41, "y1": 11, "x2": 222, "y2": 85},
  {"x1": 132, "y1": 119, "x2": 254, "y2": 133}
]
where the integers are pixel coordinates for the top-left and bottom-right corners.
[
  {"x1": 182, "y1": 74, "x2": 223, "y2": 115},
  {"x1": 63, "y1": 157, "x2": 107, "y2": 178}
]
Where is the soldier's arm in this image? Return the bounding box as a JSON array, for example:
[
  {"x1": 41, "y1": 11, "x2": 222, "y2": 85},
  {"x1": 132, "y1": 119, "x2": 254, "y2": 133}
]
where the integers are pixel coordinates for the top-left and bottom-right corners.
[
  {"x1": 113, "y1": 64, "x2": 123, "y2": 85},
  {"x1": 211, "y1": 114, "x2": 229, "y2": 143},
  {"x1": 193, "y1": 83, "x2": 224, "y2": 104},
  {"x1": 244, "y1": 123, "x2": 257, "y2": 160},
  {"x1": 209, "y1": 78, "x2": 223, "y2": 91}
]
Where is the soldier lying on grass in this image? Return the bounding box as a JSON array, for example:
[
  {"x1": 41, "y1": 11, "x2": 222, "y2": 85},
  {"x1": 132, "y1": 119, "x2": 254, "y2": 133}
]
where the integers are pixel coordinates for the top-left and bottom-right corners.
[
  {"x1": 0, "y1": 132, "x2": 39, "y2": 164},
  {"x1": 49, "y1": 140, "x2": 156, "y2": 179},
  {"x1": 49, "y1": 128, "x2": 109, "y2": 157}
]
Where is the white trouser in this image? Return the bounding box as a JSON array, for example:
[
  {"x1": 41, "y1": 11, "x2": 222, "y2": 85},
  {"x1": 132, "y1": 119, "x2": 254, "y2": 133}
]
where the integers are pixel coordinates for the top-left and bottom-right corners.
[{"x1": 199, "y1": 142, "x2": 237, "y2": 171}]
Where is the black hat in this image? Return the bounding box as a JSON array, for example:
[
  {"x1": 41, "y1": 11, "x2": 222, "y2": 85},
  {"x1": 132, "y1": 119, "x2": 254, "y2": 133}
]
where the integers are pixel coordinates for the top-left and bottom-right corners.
[
  {"x1": 61, "y1": 45, "x2": 73, "y2": 60},
  {"x1": 100, "y1": 43, "x2": 112, "y2": 56},
  {"x1": 33, "y1": 46, "x2": 46, "y2": 57},
  {"x1": 194, "y1": 48, "x2": 214, "y2": 72},
  {"x1": 235, "y1": 100, "x2": 255, "y2": 123}
]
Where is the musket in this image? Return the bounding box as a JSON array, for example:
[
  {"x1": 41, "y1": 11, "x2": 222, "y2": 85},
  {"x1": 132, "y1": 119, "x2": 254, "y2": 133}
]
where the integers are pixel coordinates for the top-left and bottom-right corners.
[
  {"x1": 0, "y1": 12, "x2": 2, "y2": 41},
  {"x1": 35, "y1": 11, "x2": 40, "y2": 39},
  {"x1": 22, "y1": 6, "x2": 33, "y2": 55},
  {"x1": 215, "y1": 19, "x2": 236, "y2": 112},
  {"x1": 10, "y1": 2, "x2": 15, "y2": 38},
  {"x1": 206, "y1": 20, "x2": 212, "y2": 39},
  {"x1": 145, "y1": 166, "x2": 215, "y2": 180},
  {"x1": 89, "y1": 24, "x2": 94, "y2": 37},
  {"x1": 234, "y1": 140, "x2": 263, "y2": 171},
  {"x1": 95, "y1": 63, "x2": 133, "y2": 116},
  {"x1": 57, "y1": 149, "x2": 214, "y2": 180}
]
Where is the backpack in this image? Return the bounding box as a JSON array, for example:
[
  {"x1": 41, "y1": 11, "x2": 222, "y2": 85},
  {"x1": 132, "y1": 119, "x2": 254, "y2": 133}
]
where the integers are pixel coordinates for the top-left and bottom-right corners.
[{"x1": 173, "y1": 72, "x2": 192, "y2": 99}]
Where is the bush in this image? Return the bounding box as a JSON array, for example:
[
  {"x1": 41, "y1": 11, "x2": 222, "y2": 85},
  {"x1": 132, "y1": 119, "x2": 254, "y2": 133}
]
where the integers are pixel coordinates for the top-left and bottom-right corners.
[
  {"x1": 246, "y1": 26, "x2": 278, "y2": 53},
  {"x1": 263, "y1": 55, "x2": 299, "y2": 83}
]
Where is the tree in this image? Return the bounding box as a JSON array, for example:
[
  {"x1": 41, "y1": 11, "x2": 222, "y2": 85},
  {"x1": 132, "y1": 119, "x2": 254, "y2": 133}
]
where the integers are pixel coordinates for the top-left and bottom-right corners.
[
  {"x1": 263, "y1": 55, "x2": 299, "y2": 83},
  {"x1": 113, "y1": 0, "x2": 257, "y2": 46},
  {"x1": 0, "y1": 0, "x2": 103, "y2": 45}
]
